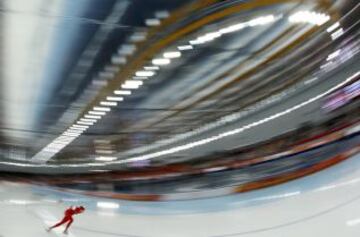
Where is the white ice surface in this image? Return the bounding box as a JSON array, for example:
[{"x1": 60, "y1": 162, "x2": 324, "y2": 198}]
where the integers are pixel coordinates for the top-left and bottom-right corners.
[{"x1": 0, "y1": 153, "x2": 360, "y2": 237}]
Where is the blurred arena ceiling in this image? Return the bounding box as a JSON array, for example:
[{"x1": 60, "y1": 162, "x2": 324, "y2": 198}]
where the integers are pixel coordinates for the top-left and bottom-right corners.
[{"x1": 0, "y1": 0, "x2": 358, "y2": 173}]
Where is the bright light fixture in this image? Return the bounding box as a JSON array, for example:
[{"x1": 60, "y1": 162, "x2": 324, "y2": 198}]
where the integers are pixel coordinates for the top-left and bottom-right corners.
[
  {"x1": 89, "y1": 111, "x2": 106, "y2": 116},
  {"x1": 56, "y1": 136, "x2": 76, "y2": 142},
  {"x1": 80, "y1": 118, "x2": 97, "y2": 123},
  {"x1": 85, "y1": 115, "x2": 102, "y2": 119},
  {"x1": 145, "y1": 18, "x2": 161, "y2": 26},
  {"x1": 152, "y1": 58, "x2": 170, "y2": 65},
  {"x1": 77, "y1": 121, "x2": 94, "y2": 126},
  {"x1": 72, "y1": 124, "x2": 89, "y2": 129},
  {"x1": 54, "y1": 138, "x2": 73, "y2": 143},
  {"x1": 93, "y1": 106, "x2": 111, "y2": 112},
  {"x1": 327, "y1": 49, "x2": 341, "y2": 61},
  {"x1": 100, "y1": 101, "x2": 117, "y2": 106},
  {"x1": 144, "y1": 66, "x2": 159, "y2": 70},
  {"x1": 124, "y1": 80, "x2": 143, "y2": 86},
  {"x1": 121, "y1": 80, "x2": 143, "y2": 89},
  {"x1": 327, "y1": 22, "x2": 340, "y2": 33},
  {"x1": 106, "y1": 96, "x2": 123, "y2": 101},
  {"x1": 90, "y1": 169, "x2": 110, "y2": 173},
  {"x1": 66, "y1": 129, "x2": 83, "y2": 134},
  {"x1": 163, "y1": 51, "x2": 181, "y2": 58},
  {"x1": 135, "y1": 71, "x2": 155, "y2": 77},
  {"x1": 63, "y1": 132, "x2": 81, "y2": 137},
  {"x1": 178, "y1": 45, "x2": 193, "y2": 50},
  {"x1": 96, "y1": 149, "x2": 114, "y2": 154},
  {"x1": 121, "y1": 84, "x2": 139, "y2": 89},
  {"x1": 96, "y1": 156, "x2": 117, "y2": 161},
  {"x1": 51, "y1": 141, "x2": 69, "y2": 146},
  {"x1": 288, "y1": 11, "x2": 330, "y2": 26},
  {"x1": 218, "y1": 15, "x2": 275, "y2": 34},
  {"x1": 133, "y1": 76, "x2": 148, "y2": 80},
  {"x1": 189, "y1": 39, "x2": 204, "y2": 45},
  {"x1": 114, "y1": 90, "x2": 131, "y2": 95},
  {"x1": 248, "y1": 15, "x2": 275, "y2": 26},
  {"x1": 59, "y1": 137, "x2": 76, "y2": 143},
  {"x1": 68, "y1": 127, "x2": 86, "y2": 132},
  {"x1": 196, "y1": 32, "x2": 222, "y2": 43},
  {"x1": 219, "y1": 23, "x2": 244, "y2": 34},
  {"x1": 331, "y1": 28, "x2": 344, "y2": 40}
]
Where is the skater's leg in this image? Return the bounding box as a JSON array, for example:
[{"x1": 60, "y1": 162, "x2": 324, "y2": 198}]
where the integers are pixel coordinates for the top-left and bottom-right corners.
[
  {"x1": 63, "y1": 217, "x2": 73, "y2": 234},
  {"x1": 49, "y1": 216, "x2": 70, "y2": 230}
]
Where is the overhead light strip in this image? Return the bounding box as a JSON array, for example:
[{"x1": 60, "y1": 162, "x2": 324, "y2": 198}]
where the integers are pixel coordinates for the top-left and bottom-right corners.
[{"x1": 30, "y1": 11, "x2": 332, "y2": 164}]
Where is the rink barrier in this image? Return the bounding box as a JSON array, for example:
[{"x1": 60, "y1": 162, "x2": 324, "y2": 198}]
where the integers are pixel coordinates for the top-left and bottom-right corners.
[
  {"x1": 68, "y1": 121, "x2": 360, "y2": 183},
  {"x1": 160, "y1": 146, "x2": 360, "y2": 201},
  {"x1": 67, "y1": 190, "x2": 163, "y2": 201},
  {"x1": 59, "y1": 145, "x2": 360, "y2": 201},
  {"x1": 131, "y1": 121, "x2": 360, "y2": 180},
  {"x1": 233, "y1": 146, "x2": 360, "y2": 193}
]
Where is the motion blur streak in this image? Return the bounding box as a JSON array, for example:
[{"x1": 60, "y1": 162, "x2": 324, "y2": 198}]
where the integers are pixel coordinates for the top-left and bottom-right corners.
[{"x1": 0, "y1": 0, "x2": 359, "y2": 236}]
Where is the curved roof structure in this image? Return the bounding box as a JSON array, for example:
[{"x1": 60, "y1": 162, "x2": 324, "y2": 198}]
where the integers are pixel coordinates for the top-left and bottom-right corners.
[{"x1": 0, "y1": 0, "x2": 359, "y2": 236}]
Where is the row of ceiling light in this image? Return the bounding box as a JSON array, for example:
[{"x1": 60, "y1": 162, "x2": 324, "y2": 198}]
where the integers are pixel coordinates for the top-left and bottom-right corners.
[
  {"x1": 108, "y1": 11, "x2": 335, "y2": 160},
  {"x1": 33, "y1": 10, "x2": 331, "y2": 163},
  {"x1": 119, "y1": 71, "x2": 359, "y2": 163}
]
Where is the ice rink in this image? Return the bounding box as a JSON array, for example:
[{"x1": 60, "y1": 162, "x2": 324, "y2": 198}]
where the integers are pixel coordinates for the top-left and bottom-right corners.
[
  {"x1": 0, "y1": 1, "x2": 359, "y2": 237},
  {"x1": 1, "y1": 153, "x2": 360, "y2": 237}
]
